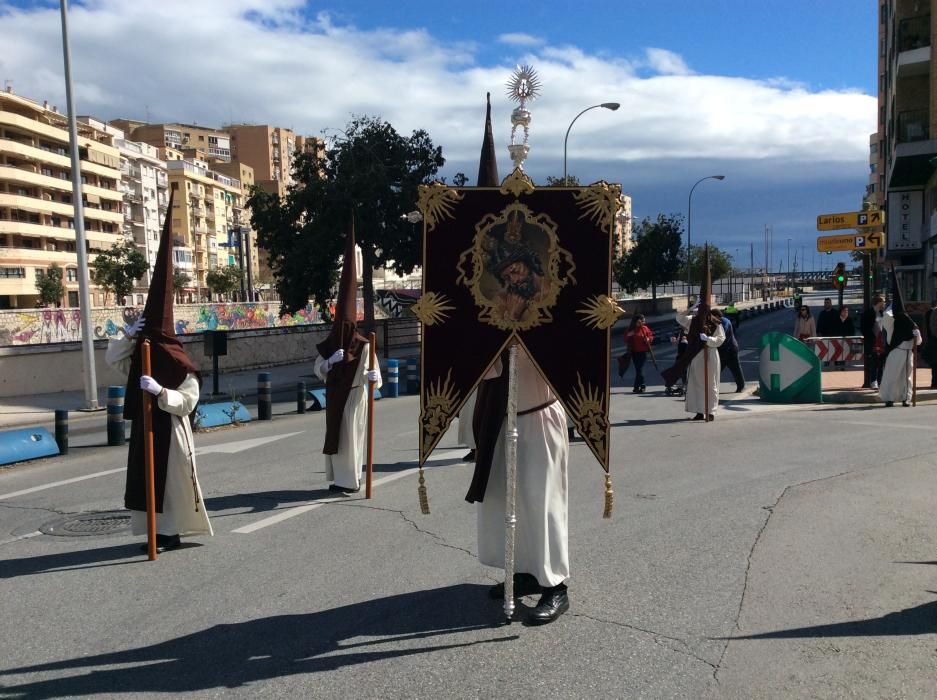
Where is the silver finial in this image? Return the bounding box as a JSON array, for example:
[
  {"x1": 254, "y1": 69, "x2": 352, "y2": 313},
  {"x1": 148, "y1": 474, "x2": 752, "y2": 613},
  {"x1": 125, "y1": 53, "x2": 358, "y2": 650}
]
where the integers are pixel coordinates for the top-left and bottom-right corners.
[{"x1": 506, "y1": 64, "x2": 540, "y2": 171}]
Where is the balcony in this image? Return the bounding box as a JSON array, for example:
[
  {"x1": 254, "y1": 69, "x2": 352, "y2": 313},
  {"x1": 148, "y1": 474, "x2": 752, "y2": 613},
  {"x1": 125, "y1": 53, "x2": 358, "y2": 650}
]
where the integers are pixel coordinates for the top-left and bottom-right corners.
[
  {"x1": 898, "y1": 110, "x2": 929, "y2": 143},
  {"x1": 155, "y1": 171, "x2": 168, "y2": 188},
  {"x1": 897, "y1": 15, "x2": 931, "y2": 77}
]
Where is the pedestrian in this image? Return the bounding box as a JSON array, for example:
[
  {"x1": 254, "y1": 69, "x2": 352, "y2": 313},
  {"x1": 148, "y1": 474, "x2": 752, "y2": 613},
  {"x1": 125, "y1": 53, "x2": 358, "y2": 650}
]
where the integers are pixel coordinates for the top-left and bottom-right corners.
[
  {"x1": 879, "y1": 308, "x2": 922, "y2": 407},
  {"x1": 793, "y1": 304, "x2": 816, "y2": 341},
  {"x1": 712, "y1": 308, "x2": 745, "y2": 392},
  {"x1": 314, "y1": 216, "x2": 382, "y2": 494},
  {"x1": 829, "y1": 305, "x2": 855, "y2": 370},
  {"x1": 725, "y1": 299, "x2": 740, "y2": 330},
  {"x1": 623, "y1": 313, "x2": 654, "y2": 393},
  {"x1": 861, "y1": 294, "x2": 887, "y2": 389},
  {"x1": 664, "y1": 324, "x2": 689, "y2": 396},
  {"x1": 925, "y1": 299, "x2": 937, "y2": 389},
  {"x1": 469, "y1": 346, "x2": 570, "y2": 624},
  {"x1": 675, "y1": 305, "x2": 725, "y2": 420},
  {"x1": 105, "y1": 190, "x2": 212, "y2": 553},
  {"x1": 816, "y1": 297, "x2": 837, "y2": 367}
]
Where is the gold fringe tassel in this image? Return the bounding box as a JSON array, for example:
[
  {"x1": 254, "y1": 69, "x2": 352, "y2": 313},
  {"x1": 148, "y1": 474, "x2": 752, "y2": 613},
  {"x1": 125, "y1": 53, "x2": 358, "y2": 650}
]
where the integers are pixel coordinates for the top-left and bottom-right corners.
[
  {"x1": 418, "y1": 466, "x2": 430, "y2": 515},
  {"x1": 602, "y1": 473, "x2": 614, "y2": 519}
]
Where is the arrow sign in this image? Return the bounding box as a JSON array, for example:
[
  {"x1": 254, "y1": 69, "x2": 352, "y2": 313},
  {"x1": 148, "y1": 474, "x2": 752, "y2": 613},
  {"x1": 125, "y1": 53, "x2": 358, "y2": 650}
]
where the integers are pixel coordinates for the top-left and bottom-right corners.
[
  {"x1": 817, "y1": 210, "x2": 886, "y2": 231},
  {"x1": 758, "y1": 332, "x2": 822, "y2": 403}
]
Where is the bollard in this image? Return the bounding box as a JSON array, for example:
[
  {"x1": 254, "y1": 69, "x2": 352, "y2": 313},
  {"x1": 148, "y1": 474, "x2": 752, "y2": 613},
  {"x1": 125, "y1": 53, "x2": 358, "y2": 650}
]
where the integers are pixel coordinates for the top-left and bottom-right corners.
[
  {"x1": 386, "y1": 359, "x2": 399, "y2": 398},
  {"x1": 54, "y1": 409, "x2": 68, "y2": 455},
  {"x1": 407, "y1": 357, "x2": 419, "y2": 395},
  {"x1": 297, "y1": 381, "x2": 306, "y2": 414},
  {"x1": 258, "y1": 372, "x2": 272, "y2": 420},
  {"x1": 106, "y1": 386, "x2": 126, "y2": 446}
]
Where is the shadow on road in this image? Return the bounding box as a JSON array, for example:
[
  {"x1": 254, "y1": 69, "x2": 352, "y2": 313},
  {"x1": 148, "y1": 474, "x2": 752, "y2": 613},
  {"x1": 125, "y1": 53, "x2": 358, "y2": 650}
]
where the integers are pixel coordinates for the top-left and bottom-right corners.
[
  {"x1": 720, "y1": 596, "x2": 937, "y2": 640},
  {"x1": 0, "y1": 584, "x2": 516, "y2": 698},
  {"x1": 0, "y1": 542, "x2": 154, "y2": 579},
  {"x1": 205, "y1": 489, "x2": 333, "y2": 515}
]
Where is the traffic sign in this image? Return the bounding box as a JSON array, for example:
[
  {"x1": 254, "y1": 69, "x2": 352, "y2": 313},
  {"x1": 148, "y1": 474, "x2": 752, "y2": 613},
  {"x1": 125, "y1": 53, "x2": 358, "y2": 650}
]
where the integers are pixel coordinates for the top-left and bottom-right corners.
[
  {"x1": 816, "y1": 210, "x2": 885, "y2": 231},
  {"x1": 758, "y1": 332, "x2": 822, "y2": 403},
  {"x1": 816, "y1": 233, "x2": 886, "y2": 252}
]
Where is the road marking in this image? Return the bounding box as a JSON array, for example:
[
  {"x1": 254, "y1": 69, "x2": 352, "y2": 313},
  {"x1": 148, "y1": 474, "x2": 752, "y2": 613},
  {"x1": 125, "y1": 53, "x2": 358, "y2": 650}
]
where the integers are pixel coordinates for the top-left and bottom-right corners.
[
  {"x1": 0, "y1": 530, "x2": 42, "y2": 546},
  {"x1": 0, "y1": 468, "x2": 124, "y2": 501},
  {"x1": 232, "y1": 447, "x2": 466, "y2": 534},
  {"x1": 195, "y1": 431, "x2": 306, "y2": 456}
]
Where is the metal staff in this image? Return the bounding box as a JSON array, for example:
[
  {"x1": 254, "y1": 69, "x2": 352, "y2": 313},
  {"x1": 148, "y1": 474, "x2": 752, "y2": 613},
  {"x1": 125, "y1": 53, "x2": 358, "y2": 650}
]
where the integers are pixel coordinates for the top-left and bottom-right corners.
[
  {"x1": 141, "y1": 339, "x2": 157, "y2": 561},
  {"x1": 503, "y1": 340, "x2": 520, "y2": 622},
  {"x1": 366, "y1": 332, "x2": 377, "y2": 498}
]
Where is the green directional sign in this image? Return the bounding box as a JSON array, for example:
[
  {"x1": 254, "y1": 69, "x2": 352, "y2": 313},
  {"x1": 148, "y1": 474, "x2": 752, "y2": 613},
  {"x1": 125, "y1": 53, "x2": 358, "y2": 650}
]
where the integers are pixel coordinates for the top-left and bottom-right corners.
[{"x1": 758, "y1": 332, "x2": 822, "y2": 403}]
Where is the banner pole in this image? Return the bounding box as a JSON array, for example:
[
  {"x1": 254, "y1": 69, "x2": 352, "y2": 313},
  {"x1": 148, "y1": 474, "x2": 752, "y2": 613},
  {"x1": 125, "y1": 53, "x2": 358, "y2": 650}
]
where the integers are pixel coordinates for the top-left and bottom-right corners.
[
  {"x1": 366, "y1": 332, "x2": 376, "y2": 498},
  {"x1": 503, "y1": 340, "x2": 519, "y2": 622}
]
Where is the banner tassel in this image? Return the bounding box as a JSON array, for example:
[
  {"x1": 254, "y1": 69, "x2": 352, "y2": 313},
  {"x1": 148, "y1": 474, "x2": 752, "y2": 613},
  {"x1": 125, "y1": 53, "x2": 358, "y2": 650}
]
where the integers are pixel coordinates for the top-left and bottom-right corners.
[
  {"x1": 603, "y1": 473, "x2": 614, "y2": 519},
  {"x1": 418, "y1": 466, "x2": 430, "y2": 515}
]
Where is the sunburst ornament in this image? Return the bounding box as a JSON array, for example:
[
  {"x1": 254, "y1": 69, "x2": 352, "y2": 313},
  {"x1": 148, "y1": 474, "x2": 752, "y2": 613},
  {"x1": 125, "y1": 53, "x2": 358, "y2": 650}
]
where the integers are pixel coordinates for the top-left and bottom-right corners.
[
  {"x1": 411, "y1": 292, "x2": 455, "y2": 326},
  {"x1": 577, "y1": 295, "x2": 624, "y2": 330},
  {"x1": 574, "y1": 182, "x2": 622, "y2": 231},
  {"x1": 417, "y1": 182, "x2": 463, "y2": 232},
  {"x1": 420, "y1": 369, "x2": 460, "y2": 458},
  {"x1": 506, "y1": 64, "x2": 541, "y2": 103},
  {"x1": 569, "y1": 373, "x2": 609, "y2": 460}
]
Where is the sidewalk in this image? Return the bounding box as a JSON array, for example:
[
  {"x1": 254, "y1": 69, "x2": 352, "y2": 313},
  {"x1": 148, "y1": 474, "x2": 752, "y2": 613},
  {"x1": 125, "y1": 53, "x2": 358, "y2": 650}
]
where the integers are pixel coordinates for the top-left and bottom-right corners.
[{"x1": 821, "y1": 366, "x2": 936, "y2": 404}]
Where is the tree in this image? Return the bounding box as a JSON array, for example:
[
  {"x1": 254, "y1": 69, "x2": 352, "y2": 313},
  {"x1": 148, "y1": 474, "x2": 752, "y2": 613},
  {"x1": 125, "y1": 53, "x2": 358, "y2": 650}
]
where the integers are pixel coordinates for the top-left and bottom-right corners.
[
  {"x1": 248, "y1": 115, "x2": 445, "y2": 326},
  {"x1": 613, "y1": 214, "x2": 684, "y2": 310},
  {"x1": 91, "y1": 241, "x2": 148, "y2": 306},
  {"x1": 681, "y1": 244, "x2": 732, "y2": 284},
  {"x1": 205, "y1": 265, "x2": 243, "y2": 301},
  {"x1": 34, "y1": 263, "x2": 65, "y2": 307},
  {"x1": 545, "y1": 174, "x2": 581, "y2": 186},
  {"x1": 172, "y1": 269, "x2": 191, "y2": 303}
]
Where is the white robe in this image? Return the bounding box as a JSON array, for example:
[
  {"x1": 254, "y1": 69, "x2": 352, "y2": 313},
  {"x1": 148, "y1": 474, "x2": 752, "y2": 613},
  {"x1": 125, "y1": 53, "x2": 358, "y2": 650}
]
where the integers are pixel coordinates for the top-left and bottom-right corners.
[
  {"x1": 879, "y1": 341, "x2": 918, "y2": 402},
  {"x1": 677, "y1": 313, "x2": 726, "y2": 415},
  {"x1": 314, "y1": 343, "x2": 382, "y2": 490},
  {"x1": 476, "y1": 349, "x2": 570, "y2": 588},
  {"x1": 457, "y1": 390, "x2": 477, "y2": 449},
  {"x1": 106, "y1": 338, "x2": 213, "y2": 538}
]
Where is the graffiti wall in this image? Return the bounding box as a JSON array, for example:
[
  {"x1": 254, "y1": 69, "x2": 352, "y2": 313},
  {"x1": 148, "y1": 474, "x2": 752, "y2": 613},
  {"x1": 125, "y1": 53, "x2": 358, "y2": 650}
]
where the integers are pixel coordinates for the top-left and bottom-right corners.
[{"x1": 0, "y1": 301, "x2": 360, "y2": 347}]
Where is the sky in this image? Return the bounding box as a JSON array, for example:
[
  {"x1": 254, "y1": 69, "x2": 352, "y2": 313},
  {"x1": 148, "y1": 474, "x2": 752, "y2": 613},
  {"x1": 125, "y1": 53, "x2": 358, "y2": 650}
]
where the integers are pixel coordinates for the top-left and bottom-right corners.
[{"x1": 0, "y1": 0, "x2": 878, "y2": 271}]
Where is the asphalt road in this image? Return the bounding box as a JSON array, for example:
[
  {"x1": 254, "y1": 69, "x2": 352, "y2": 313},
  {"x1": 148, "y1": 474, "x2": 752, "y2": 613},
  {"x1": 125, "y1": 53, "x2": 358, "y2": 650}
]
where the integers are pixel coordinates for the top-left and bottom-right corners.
[{"x1": 2, "y1": 289, "x2": 935, "y2": 698}]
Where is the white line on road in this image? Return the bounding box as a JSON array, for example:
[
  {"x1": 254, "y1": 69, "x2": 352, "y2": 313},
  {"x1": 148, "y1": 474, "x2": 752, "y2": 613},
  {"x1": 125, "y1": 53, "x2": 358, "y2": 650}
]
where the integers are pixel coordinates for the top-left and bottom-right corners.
[
  {"x1": 0, "y1": 468, "x2": 124, "y2": 501},
  {"x1": 0, "y1": 530, "x2": 42, "y2": 546},
  {"x1": 232, "y1": 447, "x2": 466, "y2": 534}
]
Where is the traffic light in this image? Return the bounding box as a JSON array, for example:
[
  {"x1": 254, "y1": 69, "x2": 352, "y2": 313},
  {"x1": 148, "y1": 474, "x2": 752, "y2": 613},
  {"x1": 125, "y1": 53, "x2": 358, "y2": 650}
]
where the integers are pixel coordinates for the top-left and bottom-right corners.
[{"x1": 832, "y1": 262, "x2": 846, "y2": 289}]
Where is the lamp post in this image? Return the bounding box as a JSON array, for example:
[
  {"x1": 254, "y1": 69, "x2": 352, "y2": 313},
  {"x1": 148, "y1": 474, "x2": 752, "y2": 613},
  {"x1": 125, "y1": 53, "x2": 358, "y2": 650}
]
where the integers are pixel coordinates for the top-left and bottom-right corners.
[
  {"x1": 562, "y1": 102, "x2": 620, "y2": 183},
  {"x1": 686, "y1": 175, "x2": 725, "y2": 304}
]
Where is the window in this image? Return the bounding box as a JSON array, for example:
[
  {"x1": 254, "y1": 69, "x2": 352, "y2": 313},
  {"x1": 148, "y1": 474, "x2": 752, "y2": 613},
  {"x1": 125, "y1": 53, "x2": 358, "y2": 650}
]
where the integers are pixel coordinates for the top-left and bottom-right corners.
[
  {"x1": 66, "y1": 268, "x2": 78, "y2": 281},
  {"x1": 0, "y1": 267, "x2": 26, "y2": 278},
  {"x1": 35, "y1": 268, "x2": 45, "y2": 279},
  {"x1": 67, "y1": 291, "x2": 78, "y2": 306},
  {"x1": 41, "y1": 167, "x2": 52, "y2": 177}
]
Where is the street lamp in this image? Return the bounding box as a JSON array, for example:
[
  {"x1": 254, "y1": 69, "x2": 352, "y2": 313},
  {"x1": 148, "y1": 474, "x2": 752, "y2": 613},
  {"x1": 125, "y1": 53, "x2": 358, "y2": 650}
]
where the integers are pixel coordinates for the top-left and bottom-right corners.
[
  {"x1": 563, "y1": 102, "x2": 620, "y2": 183},
  {"x1": 686, "y1": 175, "x2": 725, "y2": 304}
]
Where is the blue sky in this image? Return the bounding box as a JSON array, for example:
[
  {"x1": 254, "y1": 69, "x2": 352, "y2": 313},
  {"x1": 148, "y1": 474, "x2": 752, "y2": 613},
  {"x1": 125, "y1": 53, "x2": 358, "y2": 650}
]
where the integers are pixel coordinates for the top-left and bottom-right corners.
[{"x1": 0, "y1": 0, "x2": 878, "y2": 271}]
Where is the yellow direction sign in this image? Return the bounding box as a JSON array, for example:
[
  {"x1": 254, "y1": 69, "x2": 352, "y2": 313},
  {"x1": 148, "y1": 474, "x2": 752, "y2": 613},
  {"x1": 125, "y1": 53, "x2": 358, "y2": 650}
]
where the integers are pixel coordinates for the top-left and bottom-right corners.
[
  {"x1": 816, "y1": 232, "x2": 886, "y2": 252},
  {"x1": 816, "y1": 210, "x2": 885, "y2": 231}
]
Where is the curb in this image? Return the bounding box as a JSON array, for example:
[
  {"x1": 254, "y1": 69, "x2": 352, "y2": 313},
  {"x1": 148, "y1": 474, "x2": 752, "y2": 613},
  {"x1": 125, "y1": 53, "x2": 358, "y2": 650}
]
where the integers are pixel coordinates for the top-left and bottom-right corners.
[{"x1": 821, "y1": 389, "x2": 937, "y2": 405}]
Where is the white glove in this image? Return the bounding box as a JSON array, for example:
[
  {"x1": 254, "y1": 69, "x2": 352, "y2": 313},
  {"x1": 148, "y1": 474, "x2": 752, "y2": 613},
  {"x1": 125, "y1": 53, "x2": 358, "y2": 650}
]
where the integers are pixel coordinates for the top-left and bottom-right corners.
[
  {"x1": 366, "y1": 369, "x2": 380, "y2": 383},
  {"x1": 699, "y1": 333, "x2": 709, "y2": 342},
  {"x1": 124, "y1": 316, "x2": 145, "y2": 338},
  {"x1": 326, "y1": 349, "x2": 345, "y2": 367},
  {"x1": 140, "y1": 375, "x2": 163, "y2": 396},
  {"x1": 912, "y1": 329, "x2": 921, "y2": 338}
]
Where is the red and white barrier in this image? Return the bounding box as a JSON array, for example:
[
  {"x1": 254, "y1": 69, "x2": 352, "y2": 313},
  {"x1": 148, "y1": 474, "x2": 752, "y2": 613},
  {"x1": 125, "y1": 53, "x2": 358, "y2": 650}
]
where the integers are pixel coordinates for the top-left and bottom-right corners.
[{"x1": 805, "y1": 336, "x2": 864, "y2": 362}]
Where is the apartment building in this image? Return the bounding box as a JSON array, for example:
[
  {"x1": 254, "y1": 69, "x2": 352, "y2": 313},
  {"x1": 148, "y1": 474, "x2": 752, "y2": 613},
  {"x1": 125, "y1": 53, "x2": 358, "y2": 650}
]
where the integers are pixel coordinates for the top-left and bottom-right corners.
[
  {"x1": 875, "y1": 0, "x2": 937, "y2": 301},
  {"x1": 209, "y1": 157, "x2": 261, "y2": 286},
  {"x1": 0, "y1": 88, "x2": 123, "y2": 309},
  {"x1": 615, "y1": 194, "x2": 634, "y2": 257},
  {"x1": 226, "y1": 124, "x2": 302, "y2": 196},
  {"x1": 123, "y1": 121, "x2": 233, "y2": 162},
  {"x1": 165, "y1": 156, "x2": 244, "y2": 301}
]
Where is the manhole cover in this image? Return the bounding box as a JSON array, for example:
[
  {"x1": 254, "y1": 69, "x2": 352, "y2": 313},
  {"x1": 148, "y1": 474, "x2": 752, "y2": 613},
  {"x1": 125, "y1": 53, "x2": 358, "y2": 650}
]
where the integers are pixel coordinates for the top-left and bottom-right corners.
[{"x1": 40, "y1": 510, "x2": 132, "y2": 537}]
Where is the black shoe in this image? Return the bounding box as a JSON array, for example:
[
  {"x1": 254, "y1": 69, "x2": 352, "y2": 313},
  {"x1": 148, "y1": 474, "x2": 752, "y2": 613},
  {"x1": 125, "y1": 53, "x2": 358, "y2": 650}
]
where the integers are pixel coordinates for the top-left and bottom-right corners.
[
  {"x1": 638, "y1": 385, "x2": 646, "y2": 393},
  {"x1": 463, "y1": 449, "x2": 476, "y2": 462},
  {"x1": 885, "y1": 401, "x2": 894, "y2": 407},
  {"x1": 527, "y1": 585, "x2": 569, "y2": 625},
  {"x1": 692, "y1": 413, "x2": 704, "y2": 421},
  {"x1": 140, "y1": 534, "x2": 181, "y2": 553},
  {"x1": 488, "y1": 573, "x2": 541, "y2": 599},
  {"x1": 736, "y1": 385, "x2": 745, "y2": 393},
  {"x1": 902, "y1": 401, "x2": 910, "y2": 407},
  {"x1": 328, "y1": 483, "x2": 360, "y2": 494},
  {"x1": 632, "y1": 387, "x2": 640, "y2": 393}
]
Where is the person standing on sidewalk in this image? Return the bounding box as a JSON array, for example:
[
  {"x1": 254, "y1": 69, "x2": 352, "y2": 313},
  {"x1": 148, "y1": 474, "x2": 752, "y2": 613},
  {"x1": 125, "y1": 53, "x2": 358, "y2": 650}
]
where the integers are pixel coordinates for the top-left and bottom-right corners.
[
  {"x1": 861, "y1": 295, "x2": 887, "y2": 389},
  {"x1": 713, "y1": 308, "x2": 745, "y2": 392},
  {"x1": 793, "y1": 304, "x2": 816, "y2": 341},
  {"x1": 829, "y1": 306, "x2": 855, "y2": 370},
  {"x1": 623, "y1": 314, "x2": 654, "y2": 393}
]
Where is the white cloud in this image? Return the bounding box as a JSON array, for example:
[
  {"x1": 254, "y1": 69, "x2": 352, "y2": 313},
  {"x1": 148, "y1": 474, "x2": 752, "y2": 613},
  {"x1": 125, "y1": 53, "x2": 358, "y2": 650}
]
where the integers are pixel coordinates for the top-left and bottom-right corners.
[
  {"x1": 497, "y1": 32, "x2": 544, "y2": 47},
  {"x1": 0, "y1": 0, "x2": 875, "y2": 242}
]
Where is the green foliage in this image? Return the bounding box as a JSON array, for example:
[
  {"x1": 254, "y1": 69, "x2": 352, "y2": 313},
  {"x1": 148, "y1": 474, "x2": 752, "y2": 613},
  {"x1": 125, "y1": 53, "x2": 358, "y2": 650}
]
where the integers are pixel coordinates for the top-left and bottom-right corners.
[
  {"x1": 91, "y1": 241, "x2": 149, "y2": 305},
  {"x1": 34, "y1": 263, "x2": 65, "y2": 306},
  {"x1": 613, "y1": 214, "x2": 684, "y2": 301},
  {"x1": 681, "y1": 244, "x2": 732, "y2": 283},
  {"x1": 205, "y1": 264, "x2": 243, "y2": 299},
  {"x1": 545, "y1": 174, "x2": 581, "y2": 186},
  {"x1": 248, "y1": 115, "x2": 446, "y2": 318},
  {"x1": 172, "y1": 269, "x2": 190, "y2": 293}
]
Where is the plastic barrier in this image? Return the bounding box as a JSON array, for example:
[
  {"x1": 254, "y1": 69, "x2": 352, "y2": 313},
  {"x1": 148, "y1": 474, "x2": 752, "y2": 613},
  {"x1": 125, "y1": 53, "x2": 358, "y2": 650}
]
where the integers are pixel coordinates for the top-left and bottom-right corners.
[
  {"x1": 194, "y1": 402, "x2": 252, "y2": 429},
  {"x1": 805, "y1": 336, "x2": 864, "y2": 363},
  {"x1": 0, "y1": 427, "x2": 60, "y2": 466}
]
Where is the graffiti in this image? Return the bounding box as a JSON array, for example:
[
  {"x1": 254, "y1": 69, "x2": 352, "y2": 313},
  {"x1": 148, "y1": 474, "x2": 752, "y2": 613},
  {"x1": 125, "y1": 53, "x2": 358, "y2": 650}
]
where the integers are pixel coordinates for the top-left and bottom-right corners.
[
  {"x1": 0, "y1": 302, "x2": 331, "y2": 347},
  {"x1": 376, "y1": 289, "x2": 421, "y2": 318}
]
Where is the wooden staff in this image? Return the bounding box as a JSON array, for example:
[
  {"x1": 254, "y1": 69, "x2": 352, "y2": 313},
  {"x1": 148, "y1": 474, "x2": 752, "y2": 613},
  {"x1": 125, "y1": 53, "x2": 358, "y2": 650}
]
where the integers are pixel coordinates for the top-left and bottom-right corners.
[
  {"x1": 366, "y1": 332, "x2": 377, "y2": 499},
  {"x1": 141, "y1": 340, "x2": 157, "y2": 561}
]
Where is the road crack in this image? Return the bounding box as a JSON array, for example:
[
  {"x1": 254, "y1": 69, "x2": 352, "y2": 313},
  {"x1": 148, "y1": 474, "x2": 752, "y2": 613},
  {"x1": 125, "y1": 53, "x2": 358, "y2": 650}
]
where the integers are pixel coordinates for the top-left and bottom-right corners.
[{"x1": 0, "y1": 502, "x2": 74, "y2": 517}]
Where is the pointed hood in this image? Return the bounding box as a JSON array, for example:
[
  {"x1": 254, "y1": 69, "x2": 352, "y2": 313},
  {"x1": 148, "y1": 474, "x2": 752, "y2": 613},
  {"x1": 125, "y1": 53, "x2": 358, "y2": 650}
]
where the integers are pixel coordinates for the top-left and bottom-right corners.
[
  {"x1": 661, "y1": 244, "x2": 716, "y2": 388},
  {"x1": 140, "y1": 188, "x2": 177, "y2": 337},
  {"x1": 889, "y1": 265, "x2": 905, "y2": 315},
  {"x1": 316, "y1": 212, "x2": 368, "y2": 455},
  {"x1": 476, "y1": 93, "x2": 500, "y2": 188}
]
